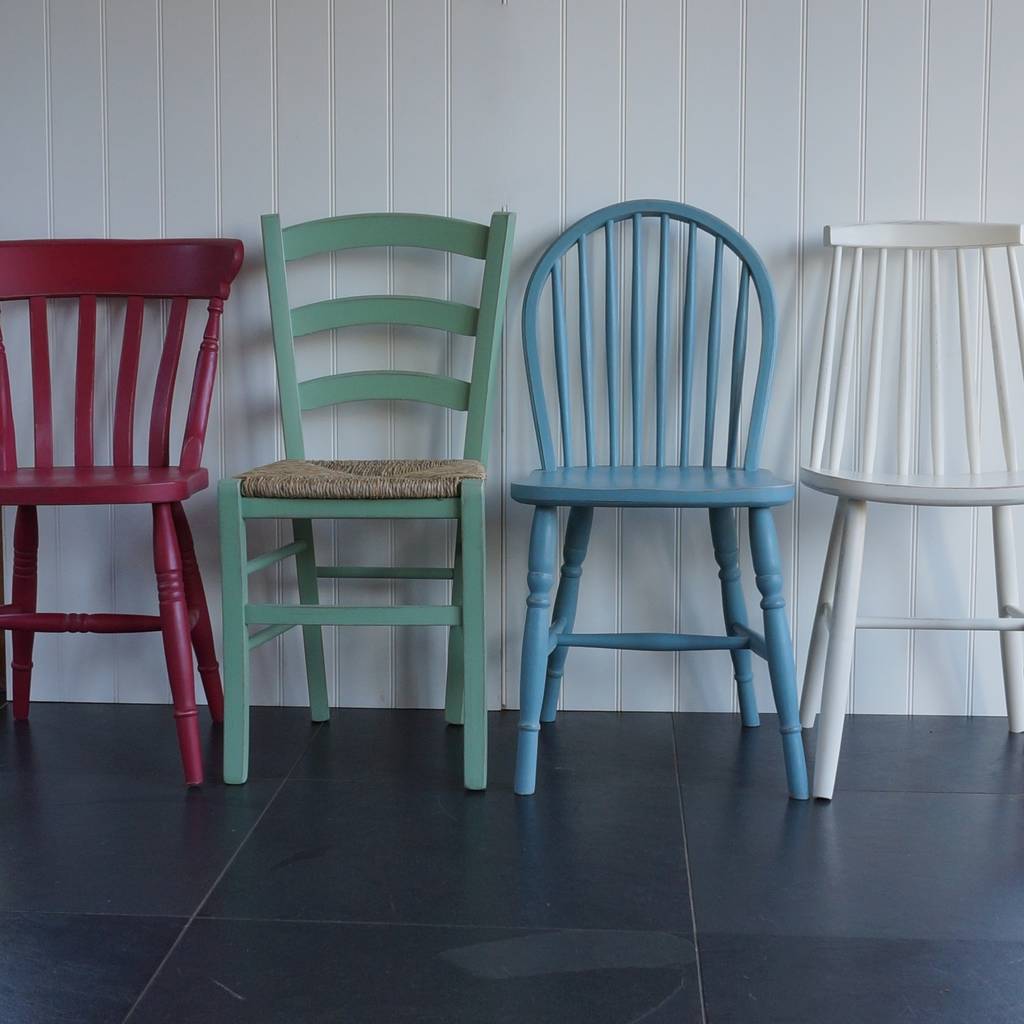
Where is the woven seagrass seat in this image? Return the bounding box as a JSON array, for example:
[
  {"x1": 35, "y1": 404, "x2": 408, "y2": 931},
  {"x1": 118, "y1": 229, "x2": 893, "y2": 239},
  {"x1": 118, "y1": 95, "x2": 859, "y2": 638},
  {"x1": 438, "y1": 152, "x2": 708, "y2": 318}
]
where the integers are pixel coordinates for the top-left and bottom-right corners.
[{"x1": 238, "y1": 458, "x2": 486, "y2": 501}]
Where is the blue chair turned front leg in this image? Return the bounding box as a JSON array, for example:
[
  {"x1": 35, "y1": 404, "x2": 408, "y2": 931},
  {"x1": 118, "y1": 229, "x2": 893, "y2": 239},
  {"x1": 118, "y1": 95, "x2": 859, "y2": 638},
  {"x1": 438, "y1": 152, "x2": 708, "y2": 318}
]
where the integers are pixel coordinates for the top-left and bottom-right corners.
[
  {"x1": 709, "y1": 507, "x2": 759, "y2": 727},
  {"x1": 748, "y1": 506, "x2": 809, "y2": 800},
  {"x1": 541, "y1": 506, "x2": 593, "y2": 723},
  {"x1": 515, "y1": 505, "x2": 558, "y2": 795}
]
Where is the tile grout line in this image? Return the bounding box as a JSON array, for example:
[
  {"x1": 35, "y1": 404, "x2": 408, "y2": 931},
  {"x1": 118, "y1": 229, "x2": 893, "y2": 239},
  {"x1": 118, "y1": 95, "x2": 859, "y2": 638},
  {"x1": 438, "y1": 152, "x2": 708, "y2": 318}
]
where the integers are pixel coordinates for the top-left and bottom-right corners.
[
  {"x1": 120, "y1": 722, "x2": 326, "y2": 1023},
  {"x1": 671, "y1": 718, "x2": 707, "y2": 1024}
]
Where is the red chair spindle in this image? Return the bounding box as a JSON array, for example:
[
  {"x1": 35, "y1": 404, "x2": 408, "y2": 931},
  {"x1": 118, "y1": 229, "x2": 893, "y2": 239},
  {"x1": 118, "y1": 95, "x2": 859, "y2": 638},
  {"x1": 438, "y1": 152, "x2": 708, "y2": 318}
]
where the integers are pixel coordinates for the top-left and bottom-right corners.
[
  {"x1": 180, "y1": 298, "x2": 222, "y2": 471},
  {"x1": 0, "y1": 313, "x2": 18, "y2": 470},
  {"x1": 28, "y1": 296, "x2": 53, "y2": 468},
  {"x1": 148, "y1": 296, "x2": 189, "y2": 467},
  {"x1": 75, "y1": 294, "x2": 97, "y2": 467},
  {"x1": 113, "y1": 296, "x2": 144, "y2": 467}
]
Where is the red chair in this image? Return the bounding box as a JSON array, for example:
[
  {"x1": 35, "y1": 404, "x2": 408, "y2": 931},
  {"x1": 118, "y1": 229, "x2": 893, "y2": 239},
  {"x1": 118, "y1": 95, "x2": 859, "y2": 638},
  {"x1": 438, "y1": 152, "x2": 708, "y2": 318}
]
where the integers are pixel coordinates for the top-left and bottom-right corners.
[{"x1": 0, "y1": 238, "x2": 243, "y2": 785}]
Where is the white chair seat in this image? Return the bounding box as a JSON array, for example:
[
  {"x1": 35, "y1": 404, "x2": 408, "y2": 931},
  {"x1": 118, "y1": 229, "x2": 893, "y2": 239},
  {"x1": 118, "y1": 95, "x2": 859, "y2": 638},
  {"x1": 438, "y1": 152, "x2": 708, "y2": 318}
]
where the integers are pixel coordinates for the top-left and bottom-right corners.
[{"x1": 801, "y1": 466, "x2": 1024, "y2": 507}]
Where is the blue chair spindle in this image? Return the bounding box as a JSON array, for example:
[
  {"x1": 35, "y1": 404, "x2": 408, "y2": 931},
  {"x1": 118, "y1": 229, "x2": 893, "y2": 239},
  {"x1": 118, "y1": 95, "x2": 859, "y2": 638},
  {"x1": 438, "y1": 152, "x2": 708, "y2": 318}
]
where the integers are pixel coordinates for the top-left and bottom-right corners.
[
  {"x1": 577, "y1": 237, "x2": 596, "y2": 466},
  {"x1": 605, "y1": 221, "x2": 621, "y2": 467},
  {"x1": 680, "y1": 222, "x2": 698, "y2": 465},
  {"x1": 631, "y1": 213, "x2": 645, "y2": 465},
  {"x1": 704, "y1": 236, "x2": 724, "y2": 468},
  {"x1": 551, "y1": 259, "x2": 572, "y2": 466},
  {"x1": 655, "y1": 215, "x2": 671, "y2": 466},
  {"x1": 727, "y1": 266, "x2": 750, "y2": 468}
]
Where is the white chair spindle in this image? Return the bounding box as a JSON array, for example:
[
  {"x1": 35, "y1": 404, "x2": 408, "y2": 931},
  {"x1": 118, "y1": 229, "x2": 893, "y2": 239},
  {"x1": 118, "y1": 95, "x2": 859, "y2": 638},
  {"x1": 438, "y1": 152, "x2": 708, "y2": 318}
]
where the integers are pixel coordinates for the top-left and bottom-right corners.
[
  {"x1": 1006, "y1": 246, "x2": 1024, "y2": 390},
  {"x1": 955, "y1": 248, "x2": 981, "y2": 475},
  {"x1": 928, "y1": 249, "x2": 945, "y2": 476},
  {"x1": 982, "y1": 246, "x2": 1019, "y2": 473},
  {"x1": 861, "y1": 248, "x2": 887, "y2": 474},
  {"x1": 827, "y1": 247, "x2": 863, "y2": 474},
  {"x1": 897, "y1": 249, "x2": 914, "y2": 477},
  {"x1": 810, "y1": 245, "x2": 844, "y2": 471}
]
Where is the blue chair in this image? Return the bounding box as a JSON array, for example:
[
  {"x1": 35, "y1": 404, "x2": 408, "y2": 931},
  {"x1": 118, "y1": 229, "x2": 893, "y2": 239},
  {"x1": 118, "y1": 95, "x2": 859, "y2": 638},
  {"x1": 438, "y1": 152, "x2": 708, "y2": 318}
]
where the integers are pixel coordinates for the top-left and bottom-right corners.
[{"x1": 512, "y1": 199, "x2": 809, "y2": 800}]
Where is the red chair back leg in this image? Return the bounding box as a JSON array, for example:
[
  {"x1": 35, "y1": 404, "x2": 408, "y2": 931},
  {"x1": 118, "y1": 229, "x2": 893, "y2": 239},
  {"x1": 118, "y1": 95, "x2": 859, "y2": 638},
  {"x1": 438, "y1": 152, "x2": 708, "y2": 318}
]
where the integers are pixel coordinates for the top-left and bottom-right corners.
[
  {"x1": 11, "y1": 505, "x2": 39, "y2": 720},
  {"x1": 171, "y1": 501, "x2": 224, "y2": 724},
  {"x1": 152, "y1": 502, "x2": 203, "y2": 785}
]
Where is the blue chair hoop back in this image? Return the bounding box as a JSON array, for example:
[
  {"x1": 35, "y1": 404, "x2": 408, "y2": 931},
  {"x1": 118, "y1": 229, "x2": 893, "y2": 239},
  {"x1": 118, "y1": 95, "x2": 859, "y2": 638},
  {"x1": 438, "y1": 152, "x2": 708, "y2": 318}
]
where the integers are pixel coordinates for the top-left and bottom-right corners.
[{"x1": 521, "y1": 199, "x2": 778, "y2": 474}]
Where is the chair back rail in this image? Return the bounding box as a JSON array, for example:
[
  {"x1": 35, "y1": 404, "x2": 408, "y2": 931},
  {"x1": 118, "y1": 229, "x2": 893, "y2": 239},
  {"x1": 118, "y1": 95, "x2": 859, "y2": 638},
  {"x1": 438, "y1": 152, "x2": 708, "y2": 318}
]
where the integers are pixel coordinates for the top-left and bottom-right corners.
[
  {"x1": 261, "y1": 210, "x2": 515, "y2": 464},
  {"x1": 520, "y1": 199, "x2": 778, "y2": 473},
  {"x1": 808, "y1": 221, "x2": 1024, "y2": 478},
  {"x1": 0, "y1": 238, "x2": 243, "y2": 474}
]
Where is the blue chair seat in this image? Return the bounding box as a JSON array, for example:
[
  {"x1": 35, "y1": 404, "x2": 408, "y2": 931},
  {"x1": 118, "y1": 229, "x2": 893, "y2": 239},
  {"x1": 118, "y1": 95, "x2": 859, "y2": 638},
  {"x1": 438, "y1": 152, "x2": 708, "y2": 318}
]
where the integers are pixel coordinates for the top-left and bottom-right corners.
[{"x1": 511, "y1": 466, "x2": 794, "y2": 508}]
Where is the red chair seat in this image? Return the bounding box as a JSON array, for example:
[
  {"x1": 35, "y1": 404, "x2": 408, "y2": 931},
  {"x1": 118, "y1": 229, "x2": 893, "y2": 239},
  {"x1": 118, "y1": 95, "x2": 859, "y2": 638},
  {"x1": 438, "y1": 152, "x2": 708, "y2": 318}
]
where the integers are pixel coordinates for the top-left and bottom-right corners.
[{"x1": 0, "y1": 466, "x2": 209, "y2": 505}]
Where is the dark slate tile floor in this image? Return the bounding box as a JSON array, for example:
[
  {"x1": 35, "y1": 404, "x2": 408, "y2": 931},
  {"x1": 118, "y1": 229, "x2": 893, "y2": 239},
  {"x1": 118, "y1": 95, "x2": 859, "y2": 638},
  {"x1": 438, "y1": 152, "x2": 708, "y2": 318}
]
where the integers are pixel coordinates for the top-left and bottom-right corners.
[{"x1": 0, "y1": 702, "x2": 1022, "y2": 1023}]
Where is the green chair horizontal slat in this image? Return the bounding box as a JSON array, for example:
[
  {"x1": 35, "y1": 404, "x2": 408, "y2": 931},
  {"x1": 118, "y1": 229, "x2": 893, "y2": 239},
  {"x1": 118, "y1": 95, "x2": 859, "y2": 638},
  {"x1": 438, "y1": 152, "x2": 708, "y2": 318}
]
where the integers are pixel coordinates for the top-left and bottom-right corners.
[
  {"x1": 316, "y1": 565, "x2": 455, "y2": 580},
  {"x1": 245, "y1": 602, "x2": 461, "y2": 628},
  {"x1": 282, "y1": 213, "x2": 490, "y2": 261},
  {"x1": 291, "y1": 295, "x2": 478, "y2": 338},
  {"x1": 247, "y1": 623, "x2": 297, "y2": 650},
  {"x1": 238, "y1": 496, "x2": 461, "y2": 519},
  {"x1": 298, "y1": 371, "x2": 470, "y2": 412},
  {"x1": 246, "y1": 540, "x2": 308, "y2": 575}
]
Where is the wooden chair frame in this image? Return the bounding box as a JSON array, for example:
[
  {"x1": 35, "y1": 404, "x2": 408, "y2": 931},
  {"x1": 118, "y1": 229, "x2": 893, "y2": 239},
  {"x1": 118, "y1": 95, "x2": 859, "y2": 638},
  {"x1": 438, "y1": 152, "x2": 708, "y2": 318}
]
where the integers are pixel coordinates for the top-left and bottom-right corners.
[
  {"x1": 511, "y1": 199, "x2": 809, "y2": 799},
  {"x1": 0, "y1": 237, "x2": 244, "y2": 785},
  {"x1": 801, "y1": 220, "x2": 1024, "y2": 799},
  {"x1": 220, "y1": 211, "x2": 515, "y2": 789}
]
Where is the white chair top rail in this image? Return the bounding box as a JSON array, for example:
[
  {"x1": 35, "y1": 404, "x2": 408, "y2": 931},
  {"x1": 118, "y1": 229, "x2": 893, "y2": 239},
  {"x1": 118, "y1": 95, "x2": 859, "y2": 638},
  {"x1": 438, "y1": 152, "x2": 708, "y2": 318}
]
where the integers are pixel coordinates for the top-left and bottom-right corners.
[{"x1": 825, "y1": 221, "x2": 1024, "y2": 250}]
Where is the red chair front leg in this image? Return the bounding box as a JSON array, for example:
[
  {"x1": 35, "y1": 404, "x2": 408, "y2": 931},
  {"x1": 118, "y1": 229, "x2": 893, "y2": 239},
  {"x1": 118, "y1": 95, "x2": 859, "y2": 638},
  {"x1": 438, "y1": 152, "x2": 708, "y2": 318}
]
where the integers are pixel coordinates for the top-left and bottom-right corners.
[
  {"x1": 152, "y1": 502, "x2": 203, "y2": 785},
  {"x1": 171, "y1": 502, "x2": 224, "y2": 724},
  {"x1": 11, "y1": 505, "x2": 39, "y2": 720}
]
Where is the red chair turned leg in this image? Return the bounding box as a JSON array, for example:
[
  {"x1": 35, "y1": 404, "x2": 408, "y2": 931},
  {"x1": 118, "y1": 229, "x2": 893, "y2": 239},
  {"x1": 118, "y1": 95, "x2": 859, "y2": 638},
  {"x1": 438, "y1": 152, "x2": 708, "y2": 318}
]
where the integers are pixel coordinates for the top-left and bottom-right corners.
[
  {"x1": 11, "y1": 505, "x2": 39, "y2": 720},
  {"x1": 171, "y1": 502, "x2": 224, "y2": 724},
  {"x1": 153, "y1": 502, "x2": 203, "y2": 785}
]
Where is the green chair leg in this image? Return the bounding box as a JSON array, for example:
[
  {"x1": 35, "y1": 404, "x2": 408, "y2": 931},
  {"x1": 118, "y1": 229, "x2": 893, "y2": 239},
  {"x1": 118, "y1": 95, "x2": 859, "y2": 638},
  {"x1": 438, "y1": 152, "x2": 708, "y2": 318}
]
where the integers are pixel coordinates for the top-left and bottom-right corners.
[
  {"x1": 219, "y1": 479, "x2": 251, "y2": 785},
  {"x1": 460, "y1": 480, "x2": 487, "y2": 790},
  {"x1": 292, "y1": 518, "x2": 330, "y2": 723},
  {"x1": 444, "y1": 525, "x2": 465, "y2": 725}
]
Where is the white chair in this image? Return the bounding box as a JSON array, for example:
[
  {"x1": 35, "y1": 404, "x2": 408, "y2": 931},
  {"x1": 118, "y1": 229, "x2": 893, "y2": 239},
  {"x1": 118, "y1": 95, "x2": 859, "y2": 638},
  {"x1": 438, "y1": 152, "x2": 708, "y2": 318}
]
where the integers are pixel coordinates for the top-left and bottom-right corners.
[{"x1": 801, "y1": 221, "x2": 1024, "y2": 799}]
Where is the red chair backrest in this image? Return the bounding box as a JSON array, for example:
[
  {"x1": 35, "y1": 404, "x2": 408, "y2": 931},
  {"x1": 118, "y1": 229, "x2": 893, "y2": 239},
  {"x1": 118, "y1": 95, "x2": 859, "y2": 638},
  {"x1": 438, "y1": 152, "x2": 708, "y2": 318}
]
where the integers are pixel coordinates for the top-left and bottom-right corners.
[{"x1": 0, "y1": 238, "x2": 243, "y2": 473}]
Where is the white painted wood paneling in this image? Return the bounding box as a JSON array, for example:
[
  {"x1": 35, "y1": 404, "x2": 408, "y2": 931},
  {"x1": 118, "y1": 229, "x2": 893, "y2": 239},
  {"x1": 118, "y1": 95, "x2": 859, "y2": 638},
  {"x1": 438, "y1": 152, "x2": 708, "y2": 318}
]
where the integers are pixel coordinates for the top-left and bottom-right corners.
[{"x1": 1, "y1": 0, "x2": 1022, "y2": 719}]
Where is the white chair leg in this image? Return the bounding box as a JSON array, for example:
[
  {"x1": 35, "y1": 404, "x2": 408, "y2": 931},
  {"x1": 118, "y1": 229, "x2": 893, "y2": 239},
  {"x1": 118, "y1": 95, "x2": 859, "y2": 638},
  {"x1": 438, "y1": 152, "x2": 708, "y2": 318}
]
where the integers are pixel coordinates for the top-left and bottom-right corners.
[
  {"x1": 992, "y1": 505, "x2": 1024, "y2": 733},
  {"x1": 801, "y1": 498, "x2": 847, "y2": 728},
  {"x1": 812, "y1": 499, "x2": 868, "y2": 800}
]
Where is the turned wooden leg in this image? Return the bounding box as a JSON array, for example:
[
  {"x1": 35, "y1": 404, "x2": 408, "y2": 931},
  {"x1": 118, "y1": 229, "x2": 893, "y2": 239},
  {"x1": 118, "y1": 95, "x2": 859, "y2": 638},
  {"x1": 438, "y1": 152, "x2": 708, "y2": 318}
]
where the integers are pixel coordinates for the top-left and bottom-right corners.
[
  {"x1": 11, "y1": 505, "x2": 39, "y2": 720},
  {"x1": 541, "y1": 506, "x2": 593, "y2": 723},
  {"x1": 710, "y1": 506, "x2": 759, "y2": 727},
  {"x1": 171, "y1": 502, "x2": 223, "y2": 724},
  {"x1": 153, "y1": 502, "x2": 203, "y2": 786},
  {"x1": 749, "y1": 506, "x2": 809, "y2": 800},
  {"x1": 514, "y1": 505, "x2": 558, "y2": 796}
]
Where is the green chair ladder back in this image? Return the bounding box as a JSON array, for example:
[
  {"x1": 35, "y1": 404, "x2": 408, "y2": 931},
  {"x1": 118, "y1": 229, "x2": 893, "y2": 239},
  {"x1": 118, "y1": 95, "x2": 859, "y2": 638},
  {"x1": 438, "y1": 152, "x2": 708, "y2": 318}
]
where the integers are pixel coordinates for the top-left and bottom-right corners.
[{"x1": 220, "y1": 210, "x2": 515, "y2": 789}]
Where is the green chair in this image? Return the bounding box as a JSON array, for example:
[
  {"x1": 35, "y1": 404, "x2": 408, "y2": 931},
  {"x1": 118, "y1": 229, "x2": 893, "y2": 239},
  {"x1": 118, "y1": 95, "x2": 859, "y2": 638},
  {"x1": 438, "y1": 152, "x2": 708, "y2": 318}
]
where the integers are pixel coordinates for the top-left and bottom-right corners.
[{"x1": 220, "y1": 210, "x2": 515, "y2": 789}]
